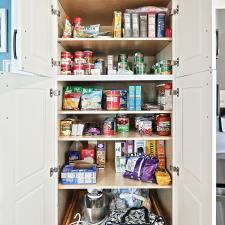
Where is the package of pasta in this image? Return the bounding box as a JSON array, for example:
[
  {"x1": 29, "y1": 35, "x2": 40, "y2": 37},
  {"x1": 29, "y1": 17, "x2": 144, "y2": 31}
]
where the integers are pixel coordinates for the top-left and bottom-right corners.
[
  {"x1": 155, "y1": 169, "x2": 171, "y2": 186},
  {"x1": 63, "y1": 86, "x2": 83, "y2": 110}
]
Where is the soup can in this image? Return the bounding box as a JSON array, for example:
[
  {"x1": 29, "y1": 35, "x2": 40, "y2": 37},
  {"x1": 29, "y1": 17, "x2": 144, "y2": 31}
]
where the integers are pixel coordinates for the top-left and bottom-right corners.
[
  {"x1": 61, "y1": 65, "x2": 72, "y2": 75},
  {"x1": 84, "y1": 50, "x2": 93, "y2": 63},
  {"x1": 73, "y1": 63, "x2": 85, "y2": 75}
]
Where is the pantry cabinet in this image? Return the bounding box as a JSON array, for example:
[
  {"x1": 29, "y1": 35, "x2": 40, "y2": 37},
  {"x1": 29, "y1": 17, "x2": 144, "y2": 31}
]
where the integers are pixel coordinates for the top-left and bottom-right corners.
[{"x1": 0, "y1": 0, "x2": 216, "y2": 225}]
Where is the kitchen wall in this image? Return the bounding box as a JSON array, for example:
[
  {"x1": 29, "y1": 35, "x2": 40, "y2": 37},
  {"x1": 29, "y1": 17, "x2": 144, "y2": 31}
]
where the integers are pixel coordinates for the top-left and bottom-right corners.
[
  {"x1": 0, "y1": 0, "x2": 11, "y2": 71},
  {"x1": 216, "y1": 9, "x2": 225, "y2": 153}
]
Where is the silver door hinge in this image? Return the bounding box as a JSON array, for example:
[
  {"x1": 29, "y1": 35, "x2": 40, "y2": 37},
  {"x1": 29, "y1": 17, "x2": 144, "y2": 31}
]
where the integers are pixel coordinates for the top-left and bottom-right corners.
[
  {"x1": 173, "y1": 88, "x2": 179, "y2": 97},
  {"x1": 50, "y1": 89, "x2": 60, "y2": 97},
  {"x1": 50, "y1": 166, "x2": 60, "y2": 177},
  {"x1": 51, "y1": 5, "x2": 60, "y2": 17},
  {"x1": 171, "y1": 5, "x2": 179, "y2": 15},
  {"x1": 170, "y1": 165, "x2": 180, "y2": 176},
  {"x1": 173, "y1": 58, "x2": 180, "y2": 67},
  {"x1": 51, "y1": 58, "x2": 61, "y2": 67}
]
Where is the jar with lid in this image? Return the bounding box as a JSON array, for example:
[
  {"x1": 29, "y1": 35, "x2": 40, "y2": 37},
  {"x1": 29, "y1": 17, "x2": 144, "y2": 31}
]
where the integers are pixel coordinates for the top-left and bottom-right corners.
[
  {"x1": 116, "y1": 114, "x2": 129, "y2": 133},
  {"x1": 156, "y1": 114, "x2": 171, "y2": 136},
  {"x1": 73, "y1": 17, "x2": 82, "y2": 38}
]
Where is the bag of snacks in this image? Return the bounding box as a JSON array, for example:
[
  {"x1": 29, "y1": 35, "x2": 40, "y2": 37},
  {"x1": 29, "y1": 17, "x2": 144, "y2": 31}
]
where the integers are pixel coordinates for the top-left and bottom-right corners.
[
  {"x1": 63, "y1": 86, "x2": 83, "y2": 110},
  {"x1": 81, "y1": 88, "x2": 102, "y2": 110},
  {"x1": 155, "y1": 169, "x2": 171, "y2": 185}
]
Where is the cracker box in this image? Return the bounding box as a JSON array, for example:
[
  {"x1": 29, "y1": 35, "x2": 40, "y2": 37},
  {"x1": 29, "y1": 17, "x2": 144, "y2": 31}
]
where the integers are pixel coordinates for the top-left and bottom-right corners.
[{"x1": 97, "y1": 142, "x2": 106, "y2": 169}]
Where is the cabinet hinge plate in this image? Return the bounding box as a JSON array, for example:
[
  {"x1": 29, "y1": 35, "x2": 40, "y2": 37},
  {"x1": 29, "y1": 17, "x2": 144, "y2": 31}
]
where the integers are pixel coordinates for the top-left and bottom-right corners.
[
  {"x1": 173, "y1": 88, "x2": 179, "y2": 97},
  {"x1": 51, "y1": 5, "x2": 60, "y2": 17},
  {"x1": 51, "y1": 58, "x2": 61, "y2": 67},
  {"x1": 172, "y1": 58, "x2": 180, "y2": 67},
  {"x1": 171, "y1": 5, "x2": 179, "y2": 15},
  {"x1": 170, "y1": 165, "x2": 180, "y2": 176},
  {"x1": 50, "y1": 166, "x2": 60, "y2": 177},
  {"x1": 50, "y1": 89, "x2": 60, "y2": 98}
]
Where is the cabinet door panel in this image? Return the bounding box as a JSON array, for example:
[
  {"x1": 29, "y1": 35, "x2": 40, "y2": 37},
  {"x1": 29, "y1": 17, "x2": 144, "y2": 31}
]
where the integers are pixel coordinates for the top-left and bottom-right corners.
[
  {"x1": 0, "y1": 74, "x2": 57, "y2": 225},
  {"x1": 175, "y1": 71, "x2": 216, "y2": 225},
  {"x1": 20, "y1": 0, "x2": 56, "y2": 76},
  {"x1": 175, "y1": 0, "x2": 214, "y2": 76}
]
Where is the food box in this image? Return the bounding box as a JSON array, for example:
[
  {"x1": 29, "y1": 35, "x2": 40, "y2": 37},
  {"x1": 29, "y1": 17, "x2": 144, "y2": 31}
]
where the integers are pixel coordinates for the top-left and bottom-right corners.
[
  {"x1": 129, "y1": 86, "x2": 135, "y2": 110},
  {"x1": 60, "y1": 162, "x2": 97, "y2": 184},
  {"x1": 115, "y1": 156, "x2": 126, "y2": 173},
  {"x1": 157, "y1": 140, "x2": 166, "y2": 169},
  {"x1": 146, "y1": 140, "x2": 157, "y2": 157},
  {"x1": 131, "y1": 13, "x2": 140, "y2": 37},
  {"x1": 148, "y1": 13, "x2": 156, "y2": 38},
  {"x1": 124, "y1": 13, "x2": 132, "y2": 37},
  {"x1": 67, "y1": 150, "x2": 80, "y2": 164},
  {"x1": 135, "y1": 86, "x2": 142, "y2": 111},
  {"x1": 134, "y1": 140, "x2": 146, "y2": 155},
  {"x1": 140, "y1": 14, "x2": 148, "y2": 37},
  {"x1": 156, "y1": 12, "x2": 166, "y2": 37},
  {"x1": 96, "y1": 142, "x2": 106, "y2": 169}
]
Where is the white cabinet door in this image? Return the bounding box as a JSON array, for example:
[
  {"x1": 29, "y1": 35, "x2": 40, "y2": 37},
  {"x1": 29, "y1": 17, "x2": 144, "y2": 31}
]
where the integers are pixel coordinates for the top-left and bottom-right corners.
[
  {"x1": 19, "y1": 0, "x2": 57, "y2": 76},
  {"x1": 175, "y1": 71, "x2": 216, "y2": 225},
  {"x1": 174, "y1": 0, "x2": 215, "y2": 76},
  {"x1": 0, "y1": 74, "x2": 57, "y2": 225},
  {"x1": 215, "y1": 0, "x2": 225, "y2": 9}
]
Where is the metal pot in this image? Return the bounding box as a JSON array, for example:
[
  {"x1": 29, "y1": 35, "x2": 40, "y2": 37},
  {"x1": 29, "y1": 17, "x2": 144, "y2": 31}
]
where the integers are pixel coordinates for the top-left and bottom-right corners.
[{"x1": 80, "y1": 194, "x2": 109, "y2": 224}]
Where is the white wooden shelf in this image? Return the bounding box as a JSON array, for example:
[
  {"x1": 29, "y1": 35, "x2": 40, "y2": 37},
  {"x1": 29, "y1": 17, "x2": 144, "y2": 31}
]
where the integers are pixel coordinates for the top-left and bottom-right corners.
[
  {"x1": 57, "y1": 75, "x2": 173, "y2": 82},
  {"x1": 58, "y1": 38, "x2": 172, "y2": 55},
  {"x1": 58, "y1": 162, "x2": 172, "y2": 190},
  {"x1": 58, "y1": 110, "x2": 172, "y2": 115},
  {"x1": 58, "y1": 132, "x2": 172, "y2": 141}
]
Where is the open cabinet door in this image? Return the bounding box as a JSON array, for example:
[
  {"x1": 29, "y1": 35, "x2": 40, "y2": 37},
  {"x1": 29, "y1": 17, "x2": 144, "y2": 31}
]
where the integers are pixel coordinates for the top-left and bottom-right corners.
[
  {"x1": 0, "y1": 74, "x2": 57, "y2": 225},
  {"x1": 18, "y1": 0, "x2": 58, "y2": 76},
  {"x1": 174, "y1": 0, "x2": 216, "y2": 224}
]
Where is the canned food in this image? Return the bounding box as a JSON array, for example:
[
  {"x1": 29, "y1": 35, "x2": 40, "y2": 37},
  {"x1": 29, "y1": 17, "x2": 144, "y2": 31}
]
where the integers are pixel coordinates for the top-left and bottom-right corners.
[
  {"x1": 84, "y1": 63, "x2": 94, "y2": 75},
  {"x1": 117, "y1": 62, "x2": 129, "y2": 71},
  {"x1": 157, "y1": 83, "x2": 172, "y2": 110},
  {"x1": 116, "y1": 114, "x2": 129, "y2": 133},
  {"x1": 106, "y1": 90, "x2": 120, "y2": 111},
  {"x1": 74, "y1": 51, "x2": 86, "y2": 64},
  {"x1": 61, "y1": 52, "x2": 73, "y2": 66},
  {"x1": 103, "y1": 117, "x2": 116, "y2": 136},
  {"x1": 73, "y1": 63, "x2": 84, "y2": 75},
  {"x1": 61, "y1": 65, "x2": 72, "y2": 75},
  {"x1": 60, "y1": 120, "x2": 73, "y2": 136},
  {"x1": 83, "y1": 50, "x2": 93, "y2": 63},
  {"x1": 134, "y1": 52, "x2": 144, "y2": 63},
  {"x1": 118, "y1": 54, "x2": 128, "y2": 63},
  {"x1": 156, "y1": 114, "x2": 171, "y2": 136},
  {"x1": 94, "y1": 58, "x2": 105, "y2": 75}
]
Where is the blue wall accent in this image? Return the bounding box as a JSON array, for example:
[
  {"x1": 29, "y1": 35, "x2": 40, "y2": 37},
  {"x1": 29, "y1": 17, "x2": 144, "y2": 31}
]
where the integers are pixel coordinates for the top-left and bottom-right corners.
[{"x1": 0, "y1": 0, "x2": 11, "y2": 71}]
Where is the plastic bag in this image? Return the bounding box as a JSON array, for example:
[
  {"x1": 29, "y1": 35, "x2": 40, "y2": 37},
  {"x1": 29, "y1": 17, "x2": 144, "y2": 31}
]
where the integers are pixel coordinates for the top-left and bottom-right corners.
[{"x1": 81, "y1": 88, "x2": 102, "y2": 110}]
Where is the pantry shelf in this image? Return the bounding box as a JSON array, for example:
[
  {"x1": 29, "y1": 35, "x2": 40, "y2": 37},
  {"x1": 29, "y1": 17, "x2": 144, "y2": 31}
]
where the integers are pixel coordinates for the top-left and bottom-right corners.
[
  {"x1": 58, "y1": 132, "x2": 172, "y2": 141},
  {"x1": 58, "y1": 38, "x2": 172, "y2": 55},
  {"x1": 58, "y1": 110, "x2": 173, "y2": 115},
  {"x1": 57, "y1": 75, "x2": 174, "y2": 82},
  {"x1": 58, "y1": 162, "x2": 172, "y2": 190}
]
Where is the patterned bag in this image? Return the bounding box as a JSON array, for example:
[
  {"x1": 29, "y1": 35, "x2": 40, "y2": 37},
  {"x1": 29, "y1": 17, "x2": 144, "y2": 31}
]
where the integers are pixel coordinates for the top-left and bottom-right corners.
[{"x1": 106, "y1": 207, "x2": 165, "y2": 225}]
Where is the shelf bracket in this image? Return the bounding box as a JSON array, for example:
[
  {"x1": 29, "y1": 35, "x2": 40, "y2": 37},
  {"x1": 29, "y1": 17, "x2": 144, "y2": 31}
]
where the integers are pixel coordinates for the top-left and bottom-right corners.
[
  {"x1": 171, "y1": 5, "x2": 179, "y2": 15},
  {"x1": 50, "y1": 166, "x2": 60, "y2": 177}
]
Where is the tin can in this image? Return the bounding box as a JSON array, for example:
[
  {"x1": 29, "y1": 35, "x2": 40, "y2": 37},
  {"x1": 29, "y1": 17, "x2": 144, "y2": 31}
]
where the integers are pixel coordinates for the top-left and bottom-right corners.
[
  {"x1": 134, "y1": 62, "x2": 147, "y2": 75},
  {"x1": 73, "y1": 63, "x2": 84, "y2": 75},
  {"x1": 134, "y1": 52, "x2": 144, "y2": 63},
  {"x1": 106, "y1": 90, "x2": 120, "y2": 111},
  {"x1": 74, "y1": 51, "x2": 85, "y2": 64},
  {"x1": 94, "y1": 58, "x2": 105, "y2": 75},
  {"x1": 156, "y1": 114, "x2": 171, "y2": 136},
  {"x1": 84, "y1": 63, "x2": 94, "y2": 75},
  {"x1": 84, "y1": 50, "x2": 93, "y2": 63},
  {"x1": 118, "y1": 54, "x2": 128, "y2": 63},
  {"x1": 61, "y1": 52, "x2": 73, "y2": 66},
  {"x1": 116, "y1": 114, "x2": 129, "y2": 133},
  {"x1": 61, "y1": 65, "x2": 72, "y2": 75},
  {"x1": 103, "y1": 118, "x2": 116, "y2": 136}
]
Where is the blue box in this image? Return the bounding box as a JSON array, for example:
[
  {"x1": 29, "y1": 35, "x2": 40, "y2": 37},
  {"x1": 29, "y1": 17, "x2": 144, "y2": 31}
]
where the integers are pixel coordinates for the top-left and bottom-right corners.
[
  {"x1": 156, "y1": 13, "x2": 166, "y2": 37},
  {"x1": 129, "y1": 86, "x2": 135, "y2": 110},
  {"x1": 60, "y1": 163, "x2": 97, "y2": 185},
  {"x1": 135, "y1": 86, "x2": 142, "y2": 111}
]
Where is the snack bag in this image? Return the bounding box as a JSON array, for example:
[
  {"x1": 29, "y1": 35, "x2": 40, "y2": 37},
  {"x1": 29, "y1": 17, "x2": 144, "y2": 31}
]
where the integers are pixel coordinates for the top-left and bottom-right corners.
[
  {"x1": 63, "y1": 86, "x2": 83, "y2": 110},
  {"x1": 81, "y1": 88, "x2": 102, "y2": 110}
]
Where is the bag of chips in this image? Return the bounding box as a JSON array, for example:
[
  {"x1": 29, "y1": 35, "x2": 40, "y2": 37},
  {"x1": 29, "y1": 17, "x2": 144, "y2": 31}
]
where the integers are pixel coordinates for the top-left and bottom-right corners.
[
  {"x1": 81, "y1": 88, "x2": 102, "y2": 110},
  {"x1": 63, "y1": 86, "x2": 83, "y2": 110}
]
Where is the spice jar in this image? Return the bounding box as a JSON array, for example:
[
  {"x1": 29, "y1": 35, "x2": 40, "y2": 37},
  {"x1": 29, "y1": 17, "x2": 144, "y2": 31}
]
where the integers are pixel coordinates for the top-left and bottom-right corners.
[
  {"x1": 156, "y1": 114, "x2": 171, "y2": 136},
  {"x1": 73, "y1": 17, "x2": 82, "y2": 38},
  {"x1": 84, "y1": 50, "x2": 93, "y2": 63}
]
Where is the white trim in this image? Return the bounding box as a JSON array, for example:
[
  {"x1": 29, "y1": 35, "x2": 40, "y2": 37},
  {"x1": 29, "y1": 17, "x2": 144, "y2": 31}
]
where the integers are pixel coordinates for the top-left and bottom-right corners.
[{"x1": 0, "y1": 8, "x2": 7, "y2": 53}]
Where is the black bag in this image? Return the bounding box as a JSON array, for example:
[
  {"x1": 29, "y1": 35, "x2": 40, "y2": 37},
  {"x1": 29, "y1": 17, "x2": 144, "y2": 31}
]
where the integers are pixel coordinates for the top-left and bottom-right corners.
[{"x1": 106, "y1": 207, "x2": 165, "y2": 225}]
